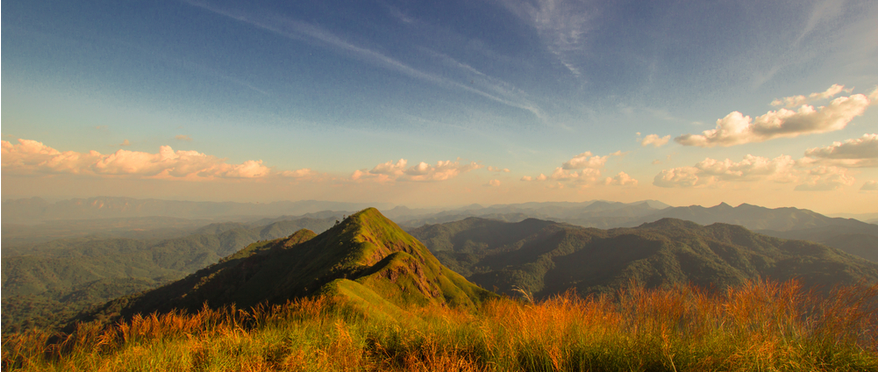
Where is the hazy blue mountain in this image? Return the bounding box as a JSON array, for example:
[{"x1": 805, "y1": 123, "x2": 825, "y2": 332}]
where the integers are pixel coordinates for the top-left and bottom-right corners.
[
  {"x1": 626, "y1": 202, "x2": 866, "y2": 231},
  {"x1": 1, "y1": 196, "x2": 391, "y2": 224},
  {"x1": 396, "y1": 200, "x2": 669, "y2": 228}
]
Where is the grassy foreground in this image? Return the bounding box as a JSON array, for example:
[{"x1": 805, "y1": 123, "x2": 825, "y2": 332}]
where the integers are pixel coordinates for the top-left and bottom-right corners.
[{"x1": 3, "y1": 280, "x2": 877, "y2": 371}]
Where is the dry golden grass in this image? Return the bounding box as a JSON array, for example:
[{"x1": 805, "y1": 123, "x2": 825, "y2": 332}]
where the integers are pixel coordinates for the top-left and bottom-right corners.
[{"x1": 3, "y1": 279, "x2": 877, "y2": 371}]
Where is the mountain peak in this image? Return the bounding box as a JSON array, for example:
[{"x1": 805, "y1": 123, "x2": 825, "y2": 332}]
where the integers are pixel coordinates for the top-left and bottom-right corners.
[{"x1": 76, "y1": 208, "x2": 495, "y2": 325}]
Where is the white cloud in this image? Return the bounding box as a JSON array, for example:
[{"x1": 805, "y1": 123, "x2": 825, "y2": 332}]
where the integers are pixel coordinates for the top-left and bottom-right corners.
[
  {"x1": 370, "y1": 159, "x2": 408, "y2": 175},
  {"x1": 803, "y1": 133, "x2": 878, "y2": 167},
  {"x1": 279, "y1": 168, "x2": 318, "y2": 179},
  {"x1": 214, "y1": 160, "x2": 271, "y2": 178},
  {"x1": 653, "y1": 155, "x2": 798, "y2": 188},
  {"x1": 550, "y1": 167, "x2": 602, "y2": 184},
  {"x1": 175, "y1": 135, "x2": 193, "y2": 142},
  {"x1": 120, "y1": 139, "x2": 131, "y2": 147},
  {"x1": 675, "y1": 86, "x2": 875, "y2": 147},
  {"x1": 794, "y1": 166, "x2": 855, "y2": 191},
  {"x1": 352, "y1": 159, "x2": 481, "y2": 182},
  {"x1": 770, "y1": 84, "x2": 846, "y2": 108},
  {"x1": 1, "y1": 138, "x2": 271, "y2": 179},
  {"x1": 861, "y1": 180, "x2": 878, "y2": 191},
  {"x1": 653, "y1": 166, "x2": 701, "y2": 188},
  {"x1": 640, "y1": 134, "x2": 670, "y2": 147},
  {"x1": 487, "y1": 166, "x2": 511, "y2": 172},
  {"x1": 524, "y1": 151, "x2": 627, "y2": 187},
  {"x1": 605, "y1": 172, "x2": 638, "y2": 186},
  {"x1": 562, "y1": 151, "x2": 610, "y2": 169},
  {"x1": 487, "y1": 179, "x2": 501, "y2": 187}
]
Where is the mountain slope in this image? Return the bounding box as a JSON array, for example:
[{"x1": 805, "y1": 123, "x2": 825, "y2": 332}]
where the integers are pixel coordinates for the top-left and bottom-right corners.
[
  {"x1": 1, "y1": 215, "x2": 339, "y2": 332},
  {"x1": 759, "y1": 224, "x2": 878, "y2": 262},
  {"x1": 78, "y1": 208, "x2": 495, "y2": 325},
  {"x1": 410, "y1": 217, "x2": 878, "y2": 299}
]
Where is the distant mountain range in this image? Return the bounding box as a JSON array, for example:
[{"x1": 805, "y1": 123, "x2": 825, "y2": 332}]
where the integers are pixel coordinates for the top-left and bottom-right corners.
[
  {"x1": 392, "y1": 201, "x2": 878, "y2": 264},
  {"x1": 1, "y1": 196, "x2": 392, "y2": 224},
  {"x1": 619, "y1": 202, "x2": 868, "y2": 231},
  {"x1": 409, "y1": 217, "x2": 878, "y2": 299},
  {"x1": 392, "y1": 200, "x2": 672, "y2": 228}
]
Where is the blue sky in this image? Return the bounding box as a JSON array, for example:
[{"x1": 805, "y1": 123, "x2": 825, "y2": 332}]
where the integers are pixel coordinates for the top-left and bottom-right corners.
[{"x1": 3, "y1": 0, "x2": 878, "y2": 213}]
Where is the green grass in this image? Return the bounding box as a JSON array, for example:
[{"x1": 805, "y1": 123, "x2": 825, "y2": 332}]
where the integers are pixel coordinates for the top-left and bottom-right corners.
[{"x1": 4, "y1": 279, "x2": 877, "y2": 371}]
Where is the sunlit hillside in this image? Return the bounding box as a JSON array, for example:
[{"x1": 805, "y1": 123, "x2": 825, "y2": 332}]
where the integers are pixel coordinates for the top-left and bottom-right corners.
[{"x1": 4, "y1": 280, "x2": 877, "y2": 371}]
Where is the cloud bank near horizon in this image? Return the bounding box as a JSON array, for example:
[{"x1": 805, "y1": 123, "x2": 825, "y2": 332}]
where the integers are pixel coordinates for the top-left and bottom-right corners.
[{"x1": 1, "y1": 138, "x2": 308, "y2": 181}]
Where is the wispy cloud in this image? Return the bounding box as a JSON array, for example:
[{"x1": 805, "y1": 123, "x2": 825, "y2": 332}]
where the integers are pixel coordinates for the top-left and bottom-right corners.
[
  {"x1": 185, "y1": 0, "x2": 546, "y2": 120},
  {"x1": 794, "y1": 0, "x2": 847, "y2": 47},
  {"x1": 496, "y1": 0, "x2": 596, "y2": 78},
  {"x1": 422, "y1": 49, "x2": 546, "y2": 118}
]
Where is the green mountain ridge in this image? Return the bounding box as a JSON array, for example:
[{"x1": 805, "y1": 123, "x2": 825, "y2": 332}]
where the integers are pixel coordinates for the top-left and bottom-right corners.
[
  {"x1": 410, "y1": 217, "x2": 878, "y2": 299},
  {"x1": 75, "y1": 208, "x2": 496, "y2": 326}
]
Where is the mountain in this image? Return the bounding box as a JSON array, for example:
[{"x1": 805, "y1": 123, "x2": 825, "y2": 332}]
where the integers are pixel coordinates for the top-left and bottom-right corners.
[
  {"x1": 1, "y1": 215, "x2": 340, "y2": 332},
  {"x1": 409, "y1": 217, "x2": 878, "y2": 299},
  {"x1": 1, "y1": 196, "x2": 392, "y2": 224},
  {"x1": 76, "y1": 208, "x2": 495, "y2": 325},
  {"x1": 760, "y1": 223, "x2": 878, "y2": 262},
  {"x1": 627, "y1": 202, "x2": 867, "y2": 232},
  {"x1": 396, "y1": 200, "x2": 669, "y2": 228},
  {"x1": 621, "y1": 203, "x2": 878, "y2": 263}
]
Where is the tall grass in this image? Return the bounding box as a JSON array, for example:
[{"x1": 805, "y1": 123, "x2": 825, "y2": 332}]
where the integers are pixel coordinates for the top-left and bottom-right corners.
[{"x1": 4, "y1": 279, "x2": 877, "y2": 371}]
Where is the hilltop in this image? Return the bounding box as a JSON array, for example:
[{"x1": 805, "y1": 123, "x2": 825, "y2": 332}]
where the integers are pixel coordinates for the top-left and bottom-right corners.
[{"x1": 76, "y1": 208, "x2": 495, "y2": 325}]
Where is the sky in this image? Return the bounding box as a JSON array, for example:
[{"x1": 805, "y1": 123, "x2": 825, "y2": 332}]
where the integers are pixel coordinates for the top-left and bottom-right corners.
[{"x1": 3, "y1": 0, "x2": 878, "y2": 214}]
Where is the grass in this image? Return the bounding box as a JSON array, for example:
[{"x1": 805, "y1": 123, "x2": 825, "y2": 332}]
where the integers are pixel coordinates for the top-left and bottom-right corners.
[{"x1": 3, "y1": 279, "x2": 877, "y2": 371}]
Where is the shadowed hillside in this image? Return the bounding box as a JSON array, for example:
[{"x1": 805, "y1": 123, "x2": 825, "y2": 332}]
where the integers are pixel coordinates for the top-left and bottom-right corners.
[{"x1": 76, "y1": 208, "x2": 496, "y2": 326}]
